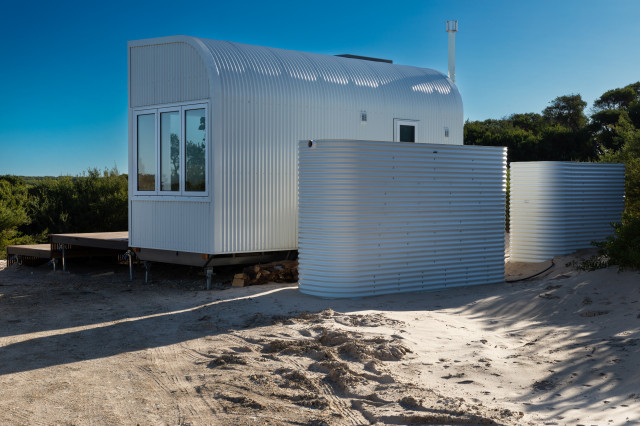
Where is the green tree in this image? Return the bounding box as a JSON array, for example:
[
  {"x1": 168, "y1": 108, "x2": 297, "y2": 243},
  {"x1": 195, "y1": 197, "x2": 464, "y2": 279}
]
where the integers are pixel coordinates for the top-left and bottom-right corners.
[
  {"x1": 596, "y1": 126, "x2": 640, "y2": 269},
  {"x1": 22, "y1": 168, "x2": 128, "y2": 236},
  {"x1": 590, "y1": 109, "x2": 633, "y2": 152},
  {"x1": 593, "y1": 86, "x2": 637, "y2": 112},
  {"x1": 599, "y1": 125, "x2": 640, "y2": 215},
  {"x1": 0, "y1": 176, "x2": 31, "y2": 257},
  {"x1": 510, "y1": 112, "x2": 547, "y2": 134},
  {"x1": 590, "y1": 82, "x2": 640, "y2": 152},
  {"x1": 542, "y1": 94, "x2": 588, "y2": 131},
  {"x1": 464, "y1": 109, "x2": 594, "y2": 163},
  {"x1": 628, "y1": 100, "x2": 640, "y2": 128}
]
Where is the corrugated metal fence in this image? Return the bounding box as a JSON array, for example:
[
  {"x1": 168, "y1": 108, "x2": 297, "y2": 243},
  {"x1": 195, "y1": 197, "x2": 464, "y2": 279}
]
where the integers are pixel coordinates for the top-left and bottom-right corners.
[
  {"x1": 298, "y1": 140, "x2": 507, "y2": 298},
  {"x1": 509, "y1": 162, "x2": 625, "y2": 262}
]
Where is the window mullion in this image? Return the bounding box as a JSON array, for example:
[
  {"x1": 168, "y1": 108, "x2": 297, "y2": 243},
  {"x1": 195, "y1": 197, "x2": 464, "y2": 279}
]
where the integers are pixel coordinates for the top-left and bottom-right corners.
[
  {"x1": 181, "y1": 106, "x2": 186, "y2": 195},
  {"x1": 155, "y1": 109, "x2": 160, "y2": 195}
]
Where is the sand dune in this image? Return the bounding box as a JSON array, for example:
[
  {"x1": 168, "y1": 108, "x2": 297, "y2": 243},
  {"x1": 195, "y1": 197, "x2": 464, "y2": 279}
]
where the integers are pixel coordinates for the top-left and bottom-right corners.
[{"x1": 0, "y1": 251, "x2": 638, "y2": 425}]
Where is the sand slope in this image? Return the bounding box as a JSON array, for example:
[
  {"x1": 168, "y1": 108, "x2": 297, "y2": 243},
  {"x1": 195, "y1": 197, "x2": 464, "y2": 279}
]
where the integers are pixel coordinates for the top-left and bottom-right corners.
[{"x1": 0, "y1": 253, "x2": 638, "y2": 425}]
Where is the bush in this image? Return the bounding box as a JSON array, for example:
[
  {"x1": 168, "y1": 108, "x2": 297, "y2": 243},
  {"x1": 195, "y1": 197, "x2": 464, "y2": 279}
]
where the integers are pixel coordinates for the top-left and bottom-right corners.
[
  {"x1": 599, "y1": 125, "x2": 640, "y2": 215},
  {"x1": 21, "y1": 168, "x2": 128, "y2": 236},
  {"x1": 0, "y1": 169, "x2": 128, "y2": 259},
  {"x1": 0, "y1": 176, "x2": 31, "y2": 258},
  {"x1": 592, "y1": 214, "x2": 640, "y2": 270}
]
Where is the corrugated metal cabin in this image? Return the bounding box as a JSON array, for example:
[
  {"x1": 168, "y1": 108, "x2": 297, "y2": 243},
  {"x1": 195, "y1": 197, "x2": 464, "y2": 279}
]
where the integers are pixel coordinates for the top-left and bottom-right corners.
[{"x1": 127, "y1": 36, "x2": 463, "y2": 265}]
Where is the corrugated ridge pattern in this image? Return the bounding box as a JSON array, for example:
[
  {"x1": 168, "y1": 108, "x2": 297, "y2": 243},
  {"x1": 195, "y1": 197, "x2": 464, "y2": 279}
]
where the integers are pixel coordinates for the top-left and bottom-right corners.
[
  {"x1": 130, "y1": 42, "x2": 209, "y2": 107},
  {"x1": 198, "y1": 39, "x2": 463, "y2": 254},
  {"x1": 130, "y1": 201, "x2": 212, "y2": 253},
  {"x1": 298, "y1": 140, "x2": 506, "y2": 298},
  {"x1": 509, "y1": 162, "x2": 625, "y2": 262}
]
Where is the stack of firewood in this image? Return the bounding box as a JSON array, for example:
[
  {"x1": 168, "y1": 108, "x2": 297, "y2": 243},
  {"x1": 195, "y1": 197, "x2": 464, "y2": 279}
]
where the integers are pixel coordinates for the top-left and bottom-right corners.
[{"x1": 232, "y1": 260, "x2": 298, "y2": 287}]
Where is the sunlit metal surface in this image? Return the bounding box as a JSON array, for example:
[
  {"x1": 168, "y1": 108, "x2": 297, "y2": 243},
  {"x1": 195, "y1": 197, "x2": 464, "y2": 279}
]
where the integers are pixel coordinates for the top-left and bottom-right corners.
[
  {"x1": 509, "y1": 162, "x2": 625, "y2": 262},
  {"x1": 298, "y1": 140, "x2": 506, "y2": 298},
  {"x1": 129, "y1": 36, "x2": 464, "y2": 254}
]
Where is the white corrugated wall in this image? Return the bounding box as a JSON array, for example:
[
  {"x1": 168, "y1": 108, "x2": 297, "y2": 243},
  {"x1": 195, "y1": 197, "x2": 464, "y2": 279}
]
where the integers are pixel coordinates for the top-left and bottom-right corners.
[
  {"x1": 129, "y1": 36, "x2": 465, "y2": 255},
  {"x1": 130, "y1": 201, "x2": 212, "y2": 253},
  {"x1": 198, "y1": 38, "x2": 463, "y2": 254},
  {"x1": 128, "y1": 40, "x2": 213, "y2": 253},
  {"x1": 509, "y1": 162, "x2": 625, "y2": 262},
  {"x1": 298, "y1": 140, "x2": 506, "y2": 298},
  {"x1": 129, "y1": 42, "x2": 209, "y2": 107}
]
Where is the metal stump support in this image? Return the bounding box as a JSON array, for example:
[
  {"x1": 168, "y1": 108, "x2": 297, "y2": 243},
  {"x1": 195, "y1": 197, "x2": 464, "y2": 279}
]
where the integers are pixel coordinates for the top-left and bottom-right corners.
[
  {"x1": 61, "y1": 246, "x2": 67, "y2": 272},
  {"x1": 205, "y1": 267, "x2": 215, "y2": 290},
  {"x1": 144, "y1": 261, "x2": 152, "y2": 283},
  {"x1": 124, "y1": 250, "x2": 135, "y2": 281}
]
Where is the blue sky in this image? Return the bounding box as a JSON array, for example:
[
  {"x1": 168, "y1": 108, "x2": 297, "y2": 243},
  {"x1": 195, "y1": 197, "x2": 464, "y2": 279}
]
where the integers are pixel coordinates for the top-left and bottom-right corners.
[{"x1": 1, "y1": 0, "x2": 638, "y2": 176}]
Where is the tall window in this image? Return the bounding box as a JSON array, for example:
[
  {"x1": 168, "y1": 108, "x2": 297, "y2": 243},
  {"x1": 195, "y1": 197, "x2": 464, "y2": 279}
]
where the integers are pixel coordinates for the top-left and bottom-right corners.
[
  {"x1": 160, "y1": 111, "x2": 180, "y2": 191},
  {"x1": 134, "y1": 103, "x2": 207, "y2": 196},
  {"x1": 137, "y1": 114, "x2": 156, "y2": 191},
  {"x1": 185, "y1": 108, "x2": 206, "y2": 192}
]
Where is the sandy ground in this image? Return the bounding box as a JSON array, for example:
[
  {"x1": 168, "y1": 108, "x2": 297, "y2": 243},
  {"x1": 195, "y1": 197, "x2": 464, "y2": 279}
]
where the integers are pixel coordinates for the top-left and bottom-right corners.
[{"x1": 1, "y1": 253, "x2": 639, "y2": 425}]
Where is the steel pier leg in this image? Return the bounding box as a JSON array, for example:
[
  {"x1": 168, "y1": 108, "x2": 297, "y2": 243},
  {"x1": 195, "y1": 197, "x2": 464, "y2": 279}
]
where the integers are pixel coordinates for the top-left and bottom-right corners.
[
  {"x1": 205, "y1": 267, "x2": 215, "y2": 290},
  {"x1": 144, "y1": 261, "x2": 151, "y2": 283},
  {"x1": 127, "y1": 251, "x2": 134, "y2": 281},
  {"x1": 62, "y1": 246, "x2": 67, "y2": 272}
]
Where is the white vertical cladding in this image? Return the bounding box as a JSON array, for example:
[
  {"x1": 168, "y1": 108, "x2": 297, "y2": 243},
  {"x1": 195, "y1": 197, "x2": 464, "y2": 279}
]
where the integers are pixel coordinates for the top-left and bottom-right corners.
[
  {"x1": 130, "y1": 201, "x2": 212, "y2": 253},
  {"x1": 509, "y1": 162, "x2": 625, "y2": 262},
  {"x1": 128, "y1": 36, "x2": 464, "y2": 255},
  {"x1": 298, "y1": 140, "x2": 506, "y2": 298},
  {"x1": 197, "y1": 39, "x2": 464, "y2": 254},
  {"x1": 128, "y1": 39, "x2": 214, "y2": 253},
  {"x1": 130, "y1": 42, "x2": 209, "y2": 107}
]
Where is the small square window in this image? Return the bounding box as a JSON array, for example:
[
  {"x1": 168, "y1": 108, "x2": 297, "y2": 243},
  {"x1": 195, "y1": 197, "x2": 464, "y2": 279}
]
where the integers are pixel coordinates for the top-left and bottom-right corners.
[
  {"x1": 399, "y1": 125, "x2": 415, "y2": 143},
  {"x1": 394, "y1": 119, "x2": 419, "y2": 143}
]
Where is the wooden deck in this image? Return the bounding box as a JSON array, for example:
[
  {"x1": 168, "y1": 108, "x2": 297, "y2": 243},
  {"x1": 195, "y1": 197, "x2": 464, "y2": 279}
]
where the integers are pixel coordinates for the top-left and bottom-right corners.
[
  {"x1": 6, "y1": 244, "x2": 52, "y2": 267},
  {"x1": 6, "y1": 232, "x2": 129, "y2": 269},
  {"x1": 50, "y1": 232, "x2": 129, "y2": 250}
]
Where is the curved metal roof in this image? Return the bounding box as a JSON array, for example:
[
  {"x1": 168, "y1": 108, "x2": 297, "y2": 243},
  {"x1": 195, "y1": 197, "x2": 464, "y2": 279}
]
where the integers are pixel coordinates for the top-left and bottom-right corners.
[
  {"x1": 201, "y1": 37, "x2": 461, "y2": 111},
  {"x1": 131, "y1": 36, "x2": 462, "y2": 115}
]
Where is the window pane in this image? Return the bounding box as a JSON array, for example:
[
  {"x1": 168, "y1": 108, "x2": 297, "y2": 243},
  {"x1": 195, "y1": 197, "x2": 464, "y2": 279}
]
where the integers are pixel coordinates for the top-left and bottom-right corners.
[
  {"x1": 137, "y1": 114, "x2": 156, "y2": 191},
  {"x1": 399, "y1": 125, "x2": 415, "y2": 142},
  {"x1": 185, "y1": 109, "x2": 206, "y2": 192},
  {"x1": 160, "y1": 111, "x2": 180, "y2": 191}
]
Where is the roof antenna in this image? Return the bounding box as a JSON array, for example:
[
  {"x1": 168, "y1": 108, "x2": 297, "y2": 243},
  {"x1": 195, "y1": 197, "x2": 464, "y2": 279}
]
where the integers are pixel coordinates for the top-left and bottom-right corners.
[{"x1": 446, "y1": 20, "x2": 458, "y2": 83}]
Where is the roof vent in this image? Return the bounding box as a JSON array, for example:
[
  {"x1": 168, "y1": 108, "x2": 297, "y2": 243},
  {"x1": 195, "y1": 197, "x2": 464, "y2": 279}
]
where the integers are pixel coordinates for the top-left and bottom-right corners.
[{"x1": 336, "y1": 54, "x2": 392, "y2": 64}]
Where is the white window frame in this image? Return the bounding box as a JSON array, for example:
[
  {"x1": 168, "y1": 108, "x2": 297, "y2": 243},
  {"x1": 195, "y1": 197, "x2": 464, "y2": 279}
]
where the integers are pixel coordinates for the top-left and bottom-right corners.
[
  {"x1": 393, "y1": 118, "x2": 419, "y2": 143},
  {"x1": 133, "y1": 101, "x2": 209, "y2": 199},
  {"x1": 134, "y1": 108, "x2": 158, "y2": 194},
  {"x1": 158, "y1": 106, "x2": 182, "y2": 194}
]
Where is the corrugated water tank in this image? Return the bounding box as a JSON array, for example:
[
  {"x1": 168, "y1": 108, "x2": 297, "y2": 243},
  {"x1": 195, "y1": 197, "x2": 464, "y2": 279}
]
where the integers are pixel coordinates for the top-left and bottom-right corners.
[
  {"x1": 509, "y1": 162, "x2": 625, "y2": 262},
  {"x1": 298, "y1": 140, "x2": 507, "y2": 298}
]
